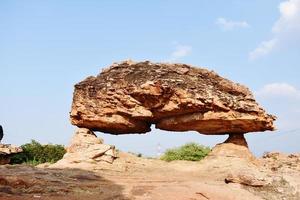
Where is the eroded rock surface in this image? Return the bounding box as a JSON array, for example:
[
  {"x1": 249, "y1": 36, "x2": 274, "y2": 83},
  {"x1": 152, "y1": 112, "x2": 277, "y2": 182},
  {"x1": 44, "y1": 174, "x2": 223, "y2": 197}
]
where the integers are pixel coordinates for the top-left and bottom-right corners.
[
  {"x1": 19, "y1": 149, "x2": 300, "y2": 200},
  {"x1": 52, "y1": 128, "x2": 117, "y2": 168},
  {"x1": 198, "y1": 134, "x2": 271, "y2": 187},
  {"x1": 205, "y1": 134, "x2": 257, "y2": 162},
  {"x1": 0, "y1": 144, "x2": 23, "y2": 165},
  {"x1": 70, "y1": 60, "x2": 275, "y2": 135}
]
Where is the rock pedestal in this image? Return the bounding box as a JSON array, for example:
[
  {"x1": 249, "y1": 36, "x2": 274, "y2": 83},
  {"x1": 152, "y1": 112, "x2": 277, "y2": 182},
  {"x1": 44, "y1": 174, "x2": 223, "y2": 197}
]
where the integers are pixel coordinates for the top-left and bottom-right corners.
[
  {"x1": 0, "y1": 144, "x2": 23, "y2": 165},
  {"x1": 52, "y1": 128, "x2": 117, "y2": 168},
  {"x1": 200, "y1": 134, "x2": 271, "y2": 187},
  {"x1": 208, "y1": 133, "x2": 256, "y2": 162}
]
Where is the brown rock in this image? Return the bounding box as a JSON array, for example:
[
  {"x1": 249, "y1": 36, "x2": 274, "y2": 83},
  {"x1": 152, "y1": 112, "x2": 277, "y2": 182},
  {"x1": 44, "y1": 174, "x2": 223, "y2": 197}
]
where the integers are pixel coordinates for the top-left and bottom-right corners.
[
  {"x1": 198, "y1": 134, "x2": 272, "y2": 188},
  {"x1": 67, "y1": 128, "x2": 103, "y2": 153},
  {"x1": 261, "y1": 152, "x2": 300, "y2": 172},
  {"x1": 53, "y1": 128, "x2": 117, "y2": 167},
  {"x1": 206, "y1": 134, "x2": 257, "y2": 162},
  {"x1": 259, "y1": 152, "x2": 300, "y2": 197},
  {"x1": 70, "y1": 60, "x2": 275, "y2": 135},
  {"x1": 200, "y1": 134, "x2": 260, "y2": 175},
  {"x1": 225, "y1": 172, "x2": 269, "y2": 187},
  {"x1": 0, "y1": 144, "x2": 22, "y2": 155},
  {"x1": 0, "y1": 144, "x2": 23, "y2": 165}
]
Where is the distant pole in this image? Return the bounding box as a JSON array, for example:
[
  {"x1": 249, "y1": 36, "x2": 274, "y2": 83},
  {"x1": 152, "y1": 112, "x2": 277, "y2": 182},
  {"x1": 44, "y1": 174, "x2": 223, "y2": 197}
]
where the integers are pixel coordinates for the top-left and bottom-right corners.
[
  {"x1": 156, "y1": 143, "x2": 162, "y2": 157},
  {"x1": 0, "y1": 125, "x2": 3, "y2": 143}
]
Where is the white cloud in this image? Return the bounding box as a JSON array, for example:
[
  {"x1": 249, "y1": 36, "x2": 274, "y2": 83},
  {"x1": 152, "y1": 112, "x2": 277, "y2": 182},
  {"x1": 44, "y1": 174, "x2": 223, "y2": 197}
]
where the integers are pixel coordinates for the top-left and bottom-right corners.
[
  {"x1": 215, "y1": 17, "x2": 249, "y2": 31},
  {"x1": 255, "y1": 83, "x2": 300, "y2": 131},
  {"x1": 273, "y1": 0, "x2": 300, "y2": 32},
  {"x1": 255, "y1": 83, "x2": 300, "y2": 99},
  {"x1": 249, "y1": 0, "x2": 300, "y2": 60},
  {"x1": 169, "y1": 43, "x2": 192, "y2": 61},
  {"x1": 249, "y1": 39, "x2": 278, "y2": 60}
]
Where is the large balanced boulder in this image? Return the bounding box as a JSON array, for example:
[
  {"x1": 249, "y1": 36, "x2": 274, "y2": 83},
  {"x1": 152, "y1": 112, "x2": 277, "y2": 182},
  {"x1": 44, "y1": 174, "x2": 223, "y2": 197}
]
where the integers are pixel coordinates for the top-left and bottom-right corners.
[{"x1": 70, "y1": 60, "x2": 275, "y2": 135}]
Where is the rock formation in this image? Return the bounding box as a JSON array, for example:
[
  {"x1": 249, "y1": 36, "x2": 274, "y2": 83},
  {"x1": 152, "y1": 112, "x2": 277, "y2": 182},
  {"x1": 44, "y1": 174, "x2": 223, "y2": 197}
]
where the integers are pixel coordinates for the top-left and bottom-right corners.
[
  {"x1": 67, "y1": 60, "x2": 277, "y2": 184},
  {"x1": 0, "y1": 144, "x2": 23, "y2": 165},
  {"x1": 52, "y1": 128, "x2": 117, "y2": 168},
  {"x1": 205, "y1": 134, "x2": 256, "y2": 162},
  {"x1": 70, "y1": 60, "x2": 275, "y2": 135},
  {"x1": 197, "y1": 134, "x2": 272, "y2": 187}
]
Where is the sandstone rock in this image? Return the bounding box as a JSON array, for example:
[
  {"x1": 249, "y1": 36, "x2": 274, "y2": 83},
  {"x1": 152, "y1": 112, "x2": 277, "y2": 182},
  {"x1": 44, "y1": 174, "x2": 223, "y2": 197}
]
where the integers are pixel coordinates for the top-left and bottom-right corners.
[
  {"x1": 70, "y1": 60, "x2": 275, "y2": 135},
  {"x1": 261, "y1": 152, "x2": 300, "y2": 172},
  {"x1": 53, "y1": 128, "x2": 117, "y2": 167},
  {"x1": 0, "y1": 144, "x2": 22, "y2": 155},
  {"x1": 197, "y1": 134, "x2": 272, "y2": 188},
  {"x1": 225, "y1": 172, "x2": 270, "y2": 187},
  {"x1": 200, "y1": 134, "x2": 259, "y2": 172},
  {"x1": 67, "y1": 128, "x2": 104, "y2": 153},
  {"x1": 0, "y1": 144, "x2": 23, "y2": 165},
  {"x1": 258, "y1": 150, "x2": 300, "y2": 193},
  {"x1": 207, "y1": 134, "x2": 257, "y2": 162}
]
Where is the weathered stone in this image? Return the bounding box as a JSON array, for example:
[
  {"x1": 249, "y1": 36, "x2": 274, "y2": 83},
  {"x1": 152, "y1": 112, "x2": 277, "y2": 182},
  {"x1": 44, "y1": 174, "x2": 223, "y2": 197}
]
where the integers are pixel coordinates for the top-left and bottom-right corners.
[
  {"x1": 261, "y1": 152, "x2": 300, "y2": 172},
  {"x1": 198, "y1": 134, "x2": 271, "y2": 187},
  {"x1": 53, "y1": 128, "x2": 117, "y2": 167},
  {"x1": 70, "y1": 60, "x2": 275, "y2": 135},
  {"x1": 0, "y1": 144, "x2": 23, "y2": 165},
  {"x1": 206, "y1": 134, "x2": 256, "y2": 162},
  {"x1": 225, "y1": 172, "x2": 270, "y2": 187},
  {"x1": 94, "y1": 154, "x2": 115, "y2": 164},
  {"x1": 67, "y1": 128, "x2": 103, "y2": 153}
]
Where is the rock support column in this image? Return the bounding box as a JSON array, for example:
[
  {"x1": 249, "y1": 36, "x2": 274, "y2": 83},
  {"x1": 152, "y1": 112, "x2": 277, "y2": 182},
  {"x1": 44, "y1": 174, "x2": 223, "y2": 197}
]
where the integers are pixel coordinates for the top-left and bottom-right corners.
[{"x1": 206, "y1": 133, "x2": 256, "y2": 162}]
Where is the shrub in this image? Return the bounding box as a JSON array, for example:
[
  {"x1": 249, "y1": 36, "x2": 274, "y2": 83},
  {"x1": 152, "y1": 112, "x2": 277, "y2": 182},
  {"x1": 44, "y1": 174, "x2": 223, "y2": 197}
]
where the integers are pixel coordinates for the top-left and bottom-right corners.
[
  {"x1": 10, "y1": 140, "x2": 66, "y2": 165},
  {"x1": 160, "y1": 142, "x2": 211, "y2": 162},
  {"x1": 128, "y1": 152, "x2": 143, "y2": 157}
]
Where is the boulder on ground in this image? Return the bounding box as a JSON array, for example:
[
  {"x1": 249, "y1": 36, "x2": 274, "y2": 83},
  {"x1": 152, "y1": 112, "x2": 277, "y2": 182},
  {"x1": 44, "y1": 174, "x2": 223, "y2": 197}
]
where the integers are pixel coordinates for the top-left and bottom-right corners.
[
  {"x1": 53, "y1": 128, "x2": 117, "y2": 168},
  {"x1": 67, "y1": 128, "x2": 104, "y2": 153},
  {"x1": 70, "y1": 60, "x2": 275, "y2": 135},
  {"x1": 0, "y1": 144, "x2": 23, "y2": 165}
]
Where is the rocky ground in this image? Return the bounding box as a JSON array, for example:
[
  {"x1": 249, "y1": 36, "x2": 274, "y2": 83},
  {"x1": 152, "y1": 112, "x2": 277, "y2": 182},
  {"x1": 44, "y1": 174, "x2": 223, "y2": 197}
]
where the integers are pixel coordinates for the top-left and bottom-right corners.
[{"x1": 0, "y1": 151, "x2": 299, "y2": 200}]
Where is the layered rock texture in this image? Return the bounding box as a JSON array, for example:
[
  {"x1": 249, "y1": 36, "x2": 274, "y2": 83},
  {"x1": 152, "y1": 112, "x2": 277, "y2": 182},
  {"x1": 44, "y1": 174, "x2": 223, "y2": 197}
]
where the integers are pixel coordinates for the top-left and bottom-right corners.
[
  {"x1": 53, "y1": 128, "x2": 117, "y2": 168},
  {"x1": 201, "y1": 134, "x2": 270, "y2": 187},
  {"x1": 70, "y1": 60, "x2": 275, "y2": 135},
  {"x1": 0, "y1": 144, "x2": 23, "y2": 165}
]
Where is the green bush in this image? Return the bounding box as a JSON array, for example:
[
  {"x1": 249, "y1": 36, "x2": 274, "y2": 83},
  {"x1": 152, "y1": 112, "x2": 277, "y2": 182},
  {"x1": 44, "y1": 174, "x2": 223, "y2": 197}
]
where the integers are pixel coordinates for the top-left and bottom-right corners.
[
  {"x1": 10, "y1": 140, "x2": 66, "y2": 165},
  {"x1": 128, "y1": 152, "x2": 143, "y2": 157},
  {"x1": 160, "y1": 142, "x2": 211, "y2": 162}
]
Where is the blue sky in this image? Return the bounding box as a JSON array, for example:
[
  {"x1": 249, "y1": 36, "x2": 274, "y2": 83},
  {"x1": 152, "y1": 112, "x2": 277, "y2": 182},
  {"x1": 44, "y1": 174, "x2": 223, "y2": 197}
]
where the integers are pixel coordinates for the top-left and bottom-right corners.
[{"x1": 1, "y1": 0, "x2": 300, "y2": 156}]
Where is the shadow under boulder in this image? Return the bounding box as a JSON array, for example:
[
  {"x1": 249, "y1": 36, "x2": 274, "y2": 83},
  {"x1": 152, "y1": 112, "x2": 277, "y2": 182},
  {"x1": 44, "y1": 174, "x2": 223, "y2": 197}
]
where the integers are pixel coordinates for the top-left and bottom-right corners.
[{"x1": 0, "y1": 164, "x2": 128, "y2": 200}]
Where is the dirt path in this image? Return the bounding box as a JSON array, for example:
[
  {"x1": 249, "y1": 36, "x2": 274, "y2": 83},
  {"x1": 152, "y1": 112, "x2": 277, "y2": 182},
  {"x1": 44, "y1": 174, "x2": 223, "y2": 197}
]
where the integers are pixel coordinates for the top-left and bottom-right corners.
[
  {"x1": 0, "y1": 153, "x2": 300, "y2": 200},
  {"x1": 0, "y1": 153, "x2": 260, "y2": 200}
]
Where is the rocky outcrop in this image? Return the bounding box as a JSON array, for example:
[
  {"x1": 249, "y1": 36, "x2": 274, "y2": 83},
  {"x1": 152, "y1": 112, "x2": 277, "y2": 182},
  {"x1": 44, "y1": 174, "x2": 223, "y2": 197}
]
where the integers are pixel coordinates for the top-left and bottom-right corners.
[
  {"x1": 205, "y1": 134, "x2": 257, "y2": 162},
  {"x1": 255, "y1": 152, "x2": 300, "y2": 199},
  {"x1": 0, "y1": 144, "x2": 23, "y2": 165},
  {"x1": 197, "y1": 134, "x2": 271, "y2": 187},
  {"x1": 261, "y1": 152, "x2": 300, "y2": 172},
  {"x1": 52, "y1": 129, "x2": 117, "y2": 168},
  {"x1": 70, "y1": 60, "x2": 275, "y2": 135}
]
